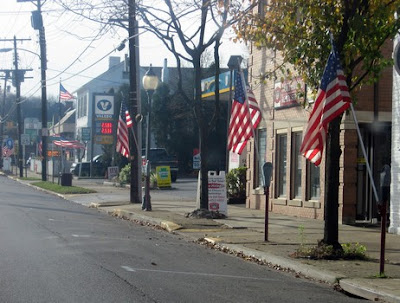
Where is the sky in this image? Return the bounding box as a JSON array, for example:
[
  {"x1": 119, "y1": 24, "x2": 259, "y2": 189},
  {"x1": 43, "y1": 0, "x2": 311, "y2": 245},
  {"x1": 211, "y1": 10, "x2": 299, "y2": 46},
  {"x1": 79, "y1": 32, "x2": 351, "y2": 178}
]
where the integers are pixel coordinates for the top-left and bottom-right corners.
[{"x1": 0, "y1": 0, "x2": 248, "y2": 100}]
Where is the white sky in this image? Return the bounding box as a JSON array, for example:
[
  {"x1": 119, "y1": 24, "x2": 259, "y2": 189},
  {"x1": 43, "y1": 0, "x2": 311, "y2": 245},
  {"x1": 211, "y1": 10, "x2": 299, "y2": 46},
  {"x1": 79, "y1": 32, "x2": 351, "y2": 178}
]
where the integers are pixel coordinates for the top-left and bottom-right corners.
[{"x1": 0, "y1": 0, "x2": 248, "y2": 99}]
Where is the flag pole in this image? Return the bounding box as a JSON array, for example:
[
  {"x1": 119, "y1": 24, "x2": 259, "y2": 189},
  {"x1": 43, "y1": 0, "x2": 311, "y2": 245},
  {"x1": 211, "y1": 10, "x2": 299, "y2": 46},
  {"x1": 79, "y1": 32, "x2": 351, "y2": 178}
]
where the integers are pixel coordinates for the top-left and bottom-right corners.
[
  {"x1": 239, "y1": 69, "x2": 260, "y2": 165},
  {"x1": 349, "y1": 104, "x2": 379, "y2": 203}
]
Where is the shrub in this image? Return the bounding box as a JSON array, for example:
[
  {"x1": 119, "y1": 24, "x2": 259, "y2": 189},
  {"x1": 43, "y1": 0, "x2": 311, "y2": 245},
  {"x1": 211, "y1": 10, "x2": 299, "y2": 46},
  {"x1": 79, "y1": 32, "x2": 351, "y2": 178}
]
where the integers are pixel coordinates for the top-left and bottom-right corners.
[
  {"x1": 226, "y1": 167, "x2": 247, "y2": 199},
  {"x1": 119, "y1": 163, "x2": 131, "y2": 185}
]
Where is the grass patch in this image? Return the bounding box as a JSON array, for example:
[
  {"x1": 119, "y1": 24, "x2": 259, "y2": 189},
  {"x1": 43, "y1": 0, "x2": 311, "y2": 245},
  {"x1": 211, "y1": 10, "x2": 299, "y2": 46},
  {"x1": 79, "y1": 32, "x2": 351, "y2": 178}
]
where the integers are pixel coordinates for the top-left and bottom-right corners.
[
  {"x1": 292, "y1": 225, "x2": 369, "y2": 260},
  {"x1": 19, "y1": 177, "x2": 42, "y2": 181},
  {"x1": 370, "y1": 273, "x2": 390, "y2": 279},
  {"x1": 32, "y1": 181, "x2": 96, "y2": 194},
  {"x1": 292, "y1": 242, "x2": 369, "y2": 260}
]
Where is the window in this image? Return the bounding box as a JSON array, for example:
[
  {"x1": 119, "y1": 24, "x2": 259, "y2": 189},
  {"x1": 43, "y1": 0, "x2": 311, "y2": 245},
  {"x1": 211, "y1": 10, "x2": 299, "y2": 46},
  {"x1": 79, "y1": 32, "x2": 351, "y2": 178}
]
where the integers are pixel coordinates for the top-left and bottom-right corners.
[
  {"x1": 292, "y1": 132, "x2": 302, "y2": 199},
  {"x1": 308, "y1": 162, "x2": 320, "y2": 200},
  {"x1": 276, "y1": 134, "x2": 287, "y2": 197},
  {"x1": 256, "y1": 128, "x2": 267, "y2": 187}
]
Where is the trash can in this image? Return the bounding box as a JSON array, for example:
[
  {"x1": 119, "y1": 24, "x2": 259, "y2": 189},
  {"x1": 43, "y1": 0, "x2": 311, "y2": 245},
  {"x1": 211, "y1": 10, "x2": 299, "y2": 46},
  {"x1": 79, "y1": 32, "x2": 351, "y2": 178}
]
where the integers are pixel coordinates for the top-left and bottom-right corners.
[{"x1": 61, "y1": 173, "x2": 73, "y2": 186}]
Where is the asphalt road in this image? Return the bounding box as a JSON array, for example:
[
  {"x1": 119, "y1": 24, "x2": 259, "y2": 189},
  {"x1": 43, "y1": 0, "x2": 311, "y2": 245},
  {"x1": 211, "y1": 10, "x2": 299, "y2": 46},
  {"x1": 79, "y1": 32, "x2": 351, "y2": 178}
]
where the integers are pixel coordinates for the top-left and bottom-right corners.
[{"x1": 0, "y1": 176, "x2": 365, "y2": 303}]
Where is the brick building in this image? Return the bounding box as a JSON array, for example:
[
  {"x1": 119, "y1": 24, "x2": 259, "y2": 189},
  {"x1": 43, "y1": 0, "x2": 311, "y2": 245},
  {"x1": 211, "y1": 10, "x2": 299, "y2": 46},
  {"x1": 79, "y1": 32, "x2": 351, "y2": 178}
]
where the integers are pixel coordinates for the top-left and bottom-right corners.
[{"x1": 245, "y1": 40, "x2": 394, "y2": 227}]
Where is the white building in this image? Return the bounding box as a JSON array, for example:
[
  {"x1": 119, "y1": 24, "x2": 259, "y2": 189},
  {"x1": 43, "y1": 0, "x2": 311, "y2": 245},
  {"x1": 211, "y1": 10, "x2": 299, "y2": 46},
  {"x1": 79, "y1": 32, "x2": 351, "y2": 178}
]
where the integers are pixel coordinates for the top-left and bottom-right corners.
[{"x1": 390, "y1": 35, "x2": 400, "y2": 235}]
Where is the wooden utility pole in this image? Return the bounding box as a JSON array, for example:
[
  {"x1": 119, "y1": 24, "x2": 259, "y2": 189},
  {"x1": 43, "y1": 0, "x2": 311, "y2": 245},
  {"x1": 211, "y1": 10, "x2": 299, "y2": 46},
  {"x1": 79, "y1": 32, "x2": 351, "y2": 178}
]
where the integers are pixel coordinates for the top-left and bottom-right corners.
[
  {"x1": 0, "y1": 37, "x2": 31, "y2": 177},
  {"x1": 128, "y1": 0, "x2": 141, "y2": 203}
]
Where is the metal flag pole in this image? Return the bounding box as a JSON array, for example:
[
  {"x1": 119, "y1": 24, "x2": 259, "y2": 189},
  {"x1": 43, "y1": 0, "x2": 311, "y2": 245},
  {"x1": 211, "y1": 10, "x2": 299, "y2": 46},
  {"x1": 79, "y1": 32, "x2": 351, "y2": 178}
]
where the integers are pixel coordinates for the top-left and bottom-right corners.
[
  {"x1": 349, "y1": 103, "x2": 379, "y2": 203},
  {"x1": 238, "y1": 69, "x2": 261, "y2": 164}
]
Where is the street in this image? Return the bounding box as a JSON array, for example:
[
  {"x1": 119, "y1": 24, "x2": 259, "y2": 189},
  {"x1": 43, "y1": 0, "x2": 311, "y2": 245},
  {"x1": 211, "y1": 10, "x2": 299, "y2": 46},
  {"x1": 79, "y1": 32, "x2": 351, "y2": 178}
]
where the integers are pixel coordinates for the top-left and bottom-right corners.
[{"x1": 0, "y1": 175, "x2": 364, "y2": 302}]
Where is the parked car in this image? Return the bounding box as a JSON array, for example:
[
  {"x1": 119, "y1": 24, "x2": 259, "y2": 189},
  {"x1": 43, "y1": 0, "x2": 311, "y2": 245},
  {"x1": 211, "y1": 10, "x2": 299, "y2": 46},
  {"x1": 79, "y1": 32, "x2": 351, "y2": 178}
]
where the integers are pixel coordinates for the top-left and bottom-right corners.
[
  {"x1": 70, "y1": 155, "x2": 110, "y2": 177},
  {"x1": 142, "y1": 148, "x2": 179, "y2": 182}
]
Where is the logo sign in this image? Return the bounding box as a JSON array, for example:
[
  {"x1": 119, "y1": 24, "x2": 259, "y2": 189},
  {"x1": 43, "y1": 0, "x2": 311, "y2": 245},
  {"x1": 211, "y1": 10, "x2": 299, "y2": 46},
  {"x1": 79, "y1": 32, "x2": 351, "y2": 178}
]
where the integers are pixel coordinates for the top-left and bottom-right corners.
[{"x1": 94, "y1": 95, "x2": 114, "y2": 118}]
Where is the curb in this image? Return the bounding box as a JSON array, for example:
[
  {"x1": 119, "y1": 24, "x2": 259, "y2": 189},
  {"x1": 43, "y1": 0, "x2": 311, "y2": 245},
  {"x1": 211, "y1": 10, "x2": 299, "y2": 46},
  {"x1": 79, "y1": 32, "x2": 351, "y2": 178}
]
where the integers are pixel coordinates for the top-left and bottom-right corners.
[
  {"x1": 340, "y1": 279, "x2": 400, "y2": 303},
  {"x1": 103, "y1": 208, "x2": 341, "y2": 285}
]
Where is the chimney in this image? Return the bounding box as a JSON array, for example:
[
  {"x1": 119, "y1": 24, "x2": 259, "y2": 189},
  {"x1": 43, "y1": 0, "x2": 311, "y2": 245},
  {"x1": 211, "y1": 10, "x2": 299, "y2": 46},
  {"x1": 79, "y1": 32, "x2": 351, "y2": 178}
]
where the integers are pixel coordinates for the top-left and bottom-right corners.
[
  {"x1": 109, "y1": 56, "x2": 120, "y2": 69},
  {"x1": 161, "y1": 58, "x2": 169, "y2": 83}
]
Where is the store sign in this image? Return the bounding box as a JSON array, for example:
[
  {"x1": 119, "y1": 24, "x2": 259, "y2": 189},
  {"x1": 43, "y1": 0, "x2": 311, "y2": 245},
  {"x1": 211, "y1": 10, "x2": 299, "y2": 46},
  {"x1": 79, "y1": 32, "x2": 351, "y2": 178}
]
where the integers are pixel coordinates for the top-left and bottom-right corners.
[
  {"x1": 93, "y1": 94, "x2": 114, "y2": 145},
  {"x1": 274, "y1": 77, "x2": 303, "y2": 109},
  {"x1": 201, "y1": 71, "x2": 231, "y2": 98}
]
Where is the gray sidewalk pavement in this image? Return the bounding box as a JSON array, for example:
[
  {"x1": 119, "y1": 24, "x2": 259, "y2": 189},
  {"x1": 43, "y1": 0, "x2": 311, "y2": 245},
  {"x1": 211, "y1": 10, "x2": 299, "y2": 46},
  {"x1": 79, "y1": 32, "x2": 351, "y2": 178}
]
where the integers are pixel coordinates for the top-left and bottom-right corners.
[{"x1": 6, "y1": 170, "x2": 400, "y2": 302}]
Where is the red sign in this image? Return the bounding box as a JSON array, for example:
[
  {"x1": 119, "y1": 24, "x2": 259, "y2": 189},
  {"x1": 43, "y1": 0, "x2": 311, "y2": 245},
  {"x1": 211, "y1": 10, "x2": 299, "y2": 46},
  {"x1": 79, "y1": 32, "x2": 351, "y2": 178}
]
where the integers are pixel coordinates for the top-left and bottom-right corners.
[{"x1": 274, "y1": 77, "x2": 303, "y2": 109}]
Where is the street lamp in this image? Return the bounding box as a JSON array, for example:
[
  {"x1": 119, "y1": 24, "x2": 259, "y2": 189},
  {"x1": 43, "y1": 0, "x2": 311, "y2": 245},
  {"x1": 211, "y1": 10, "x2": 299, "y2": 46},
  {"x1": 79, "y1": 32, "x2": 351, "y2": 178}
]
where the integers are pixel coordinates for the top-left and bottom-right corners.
[{"x1": 142, "y1": 64, "x2": 159, "y2": 211}]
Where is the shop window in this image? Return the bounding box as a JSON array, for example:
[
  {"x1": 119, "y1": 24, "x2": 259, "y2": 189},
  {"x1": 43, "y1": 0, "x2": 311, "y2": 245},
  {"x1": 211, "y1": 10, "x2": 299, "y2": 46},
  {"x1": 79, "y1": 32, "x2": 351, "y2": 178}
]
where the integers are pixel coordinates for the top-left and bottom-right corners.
[
  {"x1": 292, "y1": 132, "x2": 302, "y2": 199},
  {"x1": 255, "y1": 128, "x2": 267, "y2": 188},
  {"x1": 276, "y1": 134, "x2": 287, "y2": 197},
  {"x1": 307, "y1": 162, "x2": 320, "y2": 200}
]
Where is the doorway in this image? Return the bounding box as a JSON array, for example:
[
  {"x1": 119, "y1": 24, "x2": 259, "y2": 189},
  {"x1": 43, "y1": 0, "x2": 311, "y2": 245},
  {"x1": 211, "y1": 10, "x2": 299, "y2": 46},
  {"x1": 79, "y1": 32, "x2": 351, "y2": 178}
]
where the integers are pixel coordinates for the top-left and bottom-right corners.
[{"x1": 356, "y1": 123, "x2": 391, "y2": 222}]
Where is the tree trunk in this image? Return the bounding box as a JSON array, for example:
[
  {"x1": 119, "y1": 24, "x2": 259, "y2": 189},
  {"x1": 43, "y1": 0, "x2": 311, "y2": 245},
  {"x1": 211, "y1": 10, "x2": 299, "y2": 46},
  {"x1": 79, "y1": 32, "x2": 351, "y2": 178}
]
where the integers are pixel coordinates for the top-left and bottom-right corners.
[
  {"x1": 323, "y1": 116, "x2": 342, "y2": 250},
  {"x1": 199, "y1": 121, "x2": 209, "y2": 209}
]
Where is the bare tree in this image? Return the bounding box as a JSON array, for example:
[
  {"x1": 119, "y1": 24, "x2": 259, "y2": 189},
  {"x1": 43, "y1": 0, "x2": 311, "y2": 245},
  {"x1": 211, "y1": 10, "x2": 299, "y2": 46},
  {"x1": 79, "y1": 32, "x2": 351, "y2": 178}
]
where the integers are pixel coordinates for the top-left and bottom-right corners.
[{"x1": 56, "y1": 0, "x2": 251, "y2": 209}]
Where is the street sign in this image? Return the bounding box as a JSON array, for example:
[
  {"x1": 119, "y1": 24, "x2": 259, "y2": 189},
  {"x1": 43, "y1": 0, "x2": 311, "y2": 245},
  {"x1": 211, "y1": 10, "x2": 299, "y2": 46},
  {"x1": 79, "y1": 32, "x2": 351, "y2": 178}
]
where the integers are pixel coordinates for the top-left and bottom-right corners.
[
  {"x1": 81, "y1": 127, "x2": 91, "y2": 141},
  {"x1": 21, "y1": 134, "x2": 30, "y2": 146}
]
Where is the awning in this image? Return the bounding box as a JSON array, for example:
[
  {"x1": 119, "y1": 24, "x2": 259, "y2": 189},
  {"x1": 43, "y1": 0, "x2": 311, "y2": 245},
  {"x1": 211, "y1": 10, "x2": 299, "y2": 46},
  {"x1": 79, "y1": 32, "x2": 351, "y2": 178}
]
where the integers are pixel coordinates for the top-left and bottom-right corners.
[{"x1": 53, "y1": 139, "x2": 85, "y2": 149}]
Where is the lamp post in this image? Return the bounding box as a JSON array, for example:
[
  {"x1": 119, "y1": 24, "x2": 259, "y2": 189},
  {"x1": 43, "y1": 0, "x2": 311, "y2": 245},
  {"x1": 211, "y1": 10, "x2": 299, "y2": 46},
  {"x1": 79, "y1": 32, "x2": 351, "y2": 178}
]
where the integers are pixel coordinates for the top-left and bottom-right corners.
[{"x1": 142, "y1": 65, "x2": 159, "y2": 211}]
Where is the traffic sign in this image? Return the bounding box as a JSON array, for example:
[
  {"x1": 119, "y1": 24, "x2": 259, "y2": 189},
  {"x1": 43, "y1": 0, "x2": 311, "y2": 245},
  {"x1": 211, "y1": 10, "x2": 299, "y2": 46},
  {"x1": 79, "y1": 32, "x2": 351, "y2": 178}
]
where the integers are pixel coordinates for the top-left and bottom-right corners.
[
  {"x1": 81, "y1": 127, "x2": 91, "y2": 141},
  {"x1": 21, "y1": 134, "x2": 30, "y2": 146}
]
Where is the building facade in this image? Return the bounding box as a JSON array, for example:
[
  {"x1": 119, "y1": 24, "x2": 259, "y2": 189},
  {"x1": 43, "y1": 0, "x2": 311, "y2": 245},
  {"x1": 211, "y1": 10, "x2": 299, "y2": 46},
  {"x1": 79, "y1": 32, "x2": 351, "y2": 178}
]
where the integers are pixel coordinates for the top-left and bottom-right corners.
[{"x1": 246, "y1": 41, "x2": 394, "y2": 228}]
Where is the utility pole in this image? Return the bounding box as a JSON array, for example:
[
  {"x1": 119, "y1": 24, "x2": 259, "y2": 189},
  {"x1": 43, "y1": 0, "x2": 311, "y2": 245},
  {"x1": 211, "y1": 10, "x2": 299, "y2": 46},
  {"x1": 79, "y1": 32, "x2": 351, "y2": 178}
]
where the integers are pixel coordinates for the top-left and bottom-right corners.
[
  {"x1": 13, "y1": 36, "x2": 23, "y2": 177},
  {"x1": 0, "y1": 71, "x2": 9, "y2": 169},
  {"x1": 0, "y1": 66, "x2": 32, "y2": 173},
  {"x1": 37, "y1": 0, "x2": 48, "y2": 181},
  {"x1": 0, "y1": 36, "x2": 31, "y2": 177},
  {"x1": 19, "y1": 0, "x2": 48, "y2": 181},
  {"x1": 128, "y1": 0, "x2": 141, "y2": 203}
]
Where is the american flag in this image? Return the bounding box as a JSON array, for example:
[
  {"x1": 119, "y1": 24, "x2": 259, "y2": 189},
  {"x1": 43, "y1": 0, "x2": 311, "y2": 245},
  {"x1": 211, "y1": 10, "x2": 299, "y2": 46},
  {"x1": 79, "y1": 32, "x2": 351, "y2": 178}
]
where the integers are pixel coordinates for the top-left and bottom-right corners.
[
  {"x1": 300, "y1": 44, "x2": 351, "y2": 166},
  {"x1": 116, "y1": 100, "x2": 132, "y2": 158},
  {"x1": 60, "y1": 83, "x2": 75, "y2": 100},
  {"x1": 2, "y1": 145, "x2": 14, "y2": 157},
  {"x1": 53, "y1": 136, "x2": 85, "y2": 149},
  {"x1": 227, "y1": 71, "x2": 261, "y2": 155}
]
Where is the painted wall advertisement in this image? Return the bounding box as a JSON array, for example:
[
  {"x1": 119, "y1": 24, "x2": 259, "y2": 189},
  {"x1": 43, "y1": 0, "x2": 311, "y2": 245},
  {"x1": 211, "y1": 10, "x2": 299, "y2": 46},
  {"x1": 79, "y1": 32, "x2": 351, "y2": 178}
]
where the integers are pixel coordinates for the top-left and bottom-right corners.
[{"x1": 208, "y1": 171, "x2": 227, "y2": 216}]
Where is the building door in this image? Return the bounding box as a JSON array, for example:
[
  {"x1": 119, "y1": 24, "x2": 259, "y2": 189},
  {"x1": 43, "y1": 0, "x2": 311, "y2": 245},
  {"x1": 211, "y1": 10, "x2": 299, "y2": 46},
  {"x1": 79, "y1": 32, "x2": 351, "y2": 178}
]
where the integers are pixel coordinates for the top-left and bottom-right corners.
[{"x1": 356, "y1": 123, "x2": 391, "y2": 222}]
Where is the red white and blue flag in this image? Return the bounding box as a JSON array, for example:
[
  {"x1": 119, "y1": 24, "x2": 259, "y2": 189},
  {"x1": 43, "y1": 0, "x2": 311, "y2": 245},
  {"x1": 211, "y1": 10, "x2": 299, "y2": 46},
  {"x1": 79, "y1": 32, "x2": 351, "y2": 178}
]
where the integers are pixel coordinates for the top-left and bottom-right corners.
[
  {"x1": 228, "y1": 71, "x2": 261, "y2": 155},
  {"x1": 116, "y1": 100, "x2": 132, "y2": 158},
  {"x1": 52, "y1": 135, "x2": 85, "y2": 149},
  {"x1": 300, "y1": 44, "x2": 351, "y2": 166},
  {"x1": 60, "y1": 83, "x2": 75, "y2": 101}
]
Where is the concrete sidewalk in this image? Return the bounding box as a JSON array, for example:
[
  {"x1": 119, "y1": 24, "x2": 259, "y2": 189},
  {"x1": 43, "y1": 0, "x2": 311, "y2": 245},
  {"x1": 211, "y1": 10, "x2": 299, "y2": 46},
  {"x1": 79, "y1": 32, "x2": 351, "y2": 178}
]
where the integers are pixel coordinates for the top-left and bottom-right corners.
[{"x1": 8, "y1": 172, "x2": 400, "y2": 302}]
